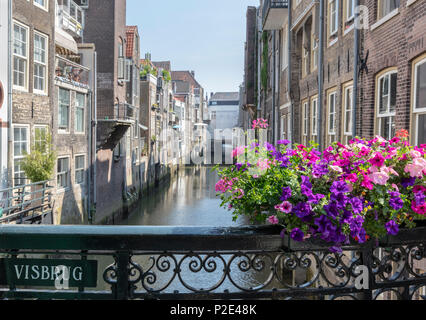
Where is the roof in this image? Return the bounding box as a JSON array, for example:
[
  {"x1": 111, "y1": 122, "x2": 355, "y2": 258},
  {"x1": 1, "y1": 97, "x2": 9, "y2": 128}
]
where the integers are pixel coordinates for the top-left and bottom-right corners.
[
  {"x1": 210, "y1": 92, "x2": 240, "y2": 101},
  {"x1": 125, "y1": 26, "x2": 139, "y2": 58},
  {"x1": 171, "y1": 71, "x2": 202, "y2": 89},
  {"x1": 152, "y1": 61, "x2": 171, "y2": 71}
]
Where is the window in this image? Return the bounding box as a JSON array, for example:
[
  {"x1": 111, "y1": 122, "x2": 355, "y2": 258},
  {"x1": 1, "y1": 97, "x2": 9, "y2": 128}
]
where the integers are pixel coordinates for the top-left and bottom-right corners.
[
  {"x1": 59, "y1": 88, "x2": 70, "y2": 131},
  {"x1": 57, "y1": 157, "x2": 70, "y2": 189},
  {"x1": 13, "y1": 22, "x2": 28, "y2": 90},
  {"x1": 13, "y1": 126, "x2": 29, "y2": 186},
  {"x1": 34, "y1": 0, "x2": 48, "y2": 11},
  {"x1": 75, "y1": 155, "x2": 85, "y2": 185},
  {"x1": 328, "y1": 91, "x2": 337, "y2": 145},
  {"x1": 342, "y1": 82, "x2": 354, "y2": 144},
  {"x1": 34, "y1": 126, "x2": 48, "y2": 152},
  {"x1": 376, "y1": 70, "x2": 397, "y2": 140},
  {"x1": 302, "y1": 100, "x2": 309, "y2": 145},
  {"x1": 75, "y1": 93, "x2": 85, "y2": 133},
  {"x1": 118, "y1": 40, "x2": 125, "y2": 80},
  {"x1": 302, "y1": 31, "x2": 310, "y2": 77},
  {"x1": 346, "y1": 0, "x2": 355, "y2": 22},
  {"x1": 311, "y1": 35, "x2": 318, "y2": 71},
  {"x1": 378, "y1": 0, "x2": 400, "y2": 20},
  {"x1": 311, "y1": 97, "x2": 318, "y2": 139},
  {"x1": 412, "y1": 56, "x2": 426, "y2": 146},
  {"x1": 34, "y1": 32, "x2": 48, "y2": 94},
  {"x1": 329, "y1": 0, "x2": 339, "y2": 36},
  {"x1": 281, "y1": 115, "x2": 288, "y2": 140}
]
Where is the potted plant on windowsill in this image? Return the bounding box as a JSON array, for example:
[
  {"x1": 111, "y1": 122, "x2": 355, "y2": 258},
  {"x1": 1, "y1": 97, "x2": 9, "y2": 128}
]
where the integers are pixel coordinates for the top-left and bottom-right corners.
[{"x1": 215, "y1": 123, "x2": 426, "y2": 253}]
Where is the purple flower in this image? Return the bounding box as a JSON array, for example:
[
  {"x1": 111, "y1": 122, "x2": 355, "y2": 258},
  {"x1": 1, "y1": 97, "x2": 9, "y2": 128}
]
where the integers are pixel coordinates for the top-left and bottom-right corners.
[
  {"x1": 301, "y1": 176, "x2": 313, "y2": 189},
  {"x1": 277, "y1": 139, "x2": 291, "y2": 146},
  {"x1": 293, "y1": 203, "x2": 313, "y2": 220},
  {"x1": 385, "y1": 220, "x2": 399, "y2": 236},
  {"x1": 324, "y1": 202, "x2": 340, "y2": 219},
  {"x1": 350, "y1": 197, "x2": 364, "y2": 214},
  {"x1": 290, "y1": 228, "x2": 305, "y2": 242},
  {"x1": 275, "y1": 201, "x2": 293, "y2": 214},
  {"x1": 314, "y1": 215, "x2": 331, "y2": 234},
  {"x1": 401, "y1": 177, "x2": 416, "y2": 188},
  {"x1": 330, "y1": 181, "x2": 350, "y2": 195},
  {"x1": 280, "y1": 187, "x2": 292, "y2": 201},
  {"x1": 312, "y1": 160, "x2": 329, "y2": 178},
  {"x1": 330, "y1": 246, "x2": 343, "y2": 254},
  {"x1": 389, "y1": 192, "x2": 404, "y2": 211},
  {"x1": 308, "y1": 193, "x2": 325, "y2": 205},
  {"x1": 414, "y1": 192, "x2": 425, "y2": 206}
]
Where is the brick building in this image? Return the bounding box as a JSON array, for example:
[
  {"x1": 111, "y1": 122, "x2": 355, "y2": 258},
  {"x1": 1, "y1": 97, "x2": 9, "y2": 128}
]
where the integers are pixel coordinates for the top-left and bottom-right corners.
[
  {"x1": 11, "y1": 0, "x2": 55, "y2": 188},
  {"x1": 244, "y1": 0, "x2": 425, "y2": 149}
]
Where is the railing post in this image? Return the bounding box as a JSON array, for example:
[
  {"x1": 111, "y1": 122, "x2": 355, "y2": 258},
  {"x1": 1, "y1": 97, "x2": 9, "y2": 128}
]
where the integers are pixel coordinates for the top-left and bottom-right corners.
[
  {"x1": 116, "y1": 251, "x2": 130, "y2": 300},
  {"x1": 360, "y1": 244, "x2": 375, "y2": 300}
]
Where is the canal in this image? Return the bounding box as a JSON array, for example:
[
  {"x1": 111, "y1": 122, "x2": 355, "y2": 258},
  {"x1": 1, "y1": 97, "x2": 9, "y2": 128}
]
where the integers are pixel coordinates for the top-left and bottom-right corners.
[{"x1": 119, "y1": 166, "x2": 248, "y2": 227}]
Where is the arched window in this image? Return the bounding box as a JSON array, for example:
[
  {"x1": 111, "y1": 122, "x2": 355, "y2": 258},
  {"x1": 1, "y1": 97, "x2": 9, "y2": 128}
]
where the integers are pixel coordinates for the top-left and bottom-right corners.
[
  {"x1": 375, "y1": 68, "x2": 397, "y2": 140},
  {"x1": 412, "y1": 54, "x2": 426, "y2": 146}
]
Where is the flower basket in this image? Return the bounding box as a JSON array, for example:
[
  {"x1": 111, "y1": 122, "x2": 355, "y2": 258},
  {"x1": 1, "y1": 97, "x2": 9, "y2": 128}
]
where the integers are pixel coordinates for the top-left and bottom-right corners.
[{"x1": 216, "y1": 126, "x2": 426, "y2": 253}]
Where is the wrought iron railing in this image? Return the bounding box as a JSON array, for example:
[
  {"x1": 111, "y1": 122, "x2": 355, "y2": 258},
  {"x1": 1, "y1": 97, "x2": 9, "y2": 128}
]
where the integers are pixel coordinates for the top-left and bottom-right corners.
[
  {"x1": 262, "y1": 0, "x2": 289, "y2": 27},
  {"x1": 97, "y1": 103, "x2": 134, "y2": 122},
  {"x1": 55, "y1": 55, "x2": 90, "y2": 89},
  {"x1": 0, "y1": 224, "x2": 424, "y2": 300}
]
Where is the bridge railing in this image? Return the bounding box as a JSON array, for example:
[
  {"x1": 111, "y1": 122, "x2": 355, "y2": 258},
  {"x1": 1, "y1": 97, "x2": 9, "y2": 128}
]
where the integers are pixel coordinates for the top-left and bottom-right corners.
[{"x1": 0, "y1": 224, "x2": 424, "y2": 300}]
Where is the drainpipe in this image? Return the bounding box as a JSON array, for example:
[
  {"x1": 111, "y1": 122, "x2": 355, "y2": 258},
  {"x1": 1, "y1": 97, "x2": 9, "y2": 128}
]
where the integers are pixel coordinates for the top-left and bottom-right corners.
[
  {"x1": 93, "y1": 51, "x2": 98, "y2": 218},
  {"x1": 257, "y1": 7, "x2": 262, "y2": 117},
  {"x1": 7, "y1": 0, "x2": 12, "y2": 189},
  {"x1": 287, "y1": 0, "x2": 293, "y2": 145},
  {"x1": 272, "y1": 31, "x2": 276, "y2": 145},
  {"x1": 317, "y1": 0, "x2": 325, "y2": 152},
  {"x1": 352, "y1": 0, "x2": 360, "y2": 138},
  {"x1": 87, "y1": 89, "x2": 92, "y2": 223}
]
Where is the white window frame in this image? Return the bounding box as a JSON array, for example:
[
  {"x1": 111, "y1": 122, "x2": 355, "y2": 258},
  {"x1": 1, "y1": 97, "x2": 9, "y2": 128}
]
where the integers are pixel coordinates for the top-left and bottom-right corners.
[
  {"x1": 328, "y1": 91, "x2": 337, "y2": 136},
  {"x1": 13, "y1": 125, "x2": 30, "y2": 186},
  {"x1": 343, "y1": 84, "x2": 354, "y2": 144},
  {"x1": 13, "y1": 21, "x2": 29, "y2": 91},
  {"x1": 75, "y1": 92, "x2": 85, "y2": 134},
  {"x1": 281, "y1": 26, "x2": 288, "y2": 71},
  {"x1": 34, "y1": 125, "x2": 48, "y2": 153},
  {"x1": 57, "y1": 156, "x2": 70, "y2": 190},
  {"x1": 377, "y1": 70, "x2": 397, "y2": 140},
  {"x1": 74, "y1": 154, "x2": 85, "y2": 185},
  {"x1": 346, "y1": 0, "x2": 355, "y2": 22},
  {"x1": 378, "y1": 0, "x2": 400, "y2": 20},
  {"x1": 412, "y1": 56, "x2": 426, "y2": 146},
  {"x1": 311, "y1": 35, "x2": 318, "y2": 71},
  {"x1": 33, "y1": 31, "x2": 48, "y2": 95},
  {"x1": 311, "y1": 97, "x2": 318, "y2": 137},
  {"x1": 58, "y1": 88, "x2": 70, "y2": 133},
  {"x1": 33, "y1": 0, "x2": 49, "y2": 11},
  {"x1": 329, "y1": 0, "x2": 339, "y2": 36},
  {"x1": 303, "y1": 101, "x2": 309, "y2": 142}
]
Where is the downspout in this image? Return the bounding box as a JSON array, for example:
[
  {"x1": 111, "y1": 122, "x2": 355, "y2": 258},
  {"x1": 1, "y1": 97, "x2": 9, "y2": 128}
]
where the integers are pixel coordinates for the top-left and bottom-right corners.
[
  {"x1": 93, "y1": 51, "x2": 98, "y2": 219},
  {"x1": 288, "y1": 0, "x2": 293, "y2": 145},
  {"x1": 352, "y1": 0, "x2": 360, "y2": 138},
  {"x1": 257, "y1": 7, "x2": 262, "y2": 116},
  {"x1": 87, "y1": 89, "x2": 92, "y2": 223},
  {"x1": 7, "y1": 0, "x2": 13, "y2": 189},
  {"x1": 317, "y1": 0, "x2": 325, "y2": 152},
  {"x1": 272, "y1": 31, "x2": 276, "y2": 145}
]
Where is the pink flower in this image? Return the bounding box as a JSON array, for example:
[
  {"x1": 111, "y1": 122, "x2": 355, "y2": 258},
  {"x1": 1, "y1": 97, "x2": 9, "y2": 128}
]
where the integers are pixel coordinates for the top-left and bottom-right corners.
[
  {"x1": 268, "y1": 215, "x2": 279, "y2": 225},
  {"x1": 405, "y1": 158, "x2": 426, "y2": 178},
  {"x1": 275, "y1": 201, "x2": 293, "y2": 214},
  {"x1": 361, "y1": 174, "x2": 373, "y2": 190},
  {"x1": 382, "y1": 166, "x2": 399, "y2": 177},
  {"x1": 233, "y1": 188, "x2": 244, "y2": 199},
  {"x1": 410, "y1": 150, "x2": 422, "y2": 159},
  {"x1": 412, "y1": 203, "x2": 426, "y2": 215},
  {"x1": 369, "y1": 171, "x2": 390, "y2": 186},
  {"x1": 391, "y1": 184, "x2": 399, "y2": 192},
  {"x1": 369, "y1": 152, "x2": 385, "y2": 168},
  {"x1": 345, "y1": 173, "x2": 358, "y2": 183},
  {"x1": 330, "y1": 165, "x2": 343, "y2": 173},
  {"x1": 232, "y1": 146, "x2": 245, "y2": 158},
  {"x1": 257, "y1": 159, "x2": 271, "y2": 171}
]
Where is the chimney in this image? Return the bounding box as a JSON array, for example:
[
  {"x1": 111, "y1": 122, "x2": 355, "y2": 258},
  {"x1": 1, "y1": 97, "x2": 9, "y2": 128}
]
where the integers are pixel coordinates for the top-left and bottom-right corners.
[{"x1": 191, "y1": 71, "x2": 195, "y2": 77}]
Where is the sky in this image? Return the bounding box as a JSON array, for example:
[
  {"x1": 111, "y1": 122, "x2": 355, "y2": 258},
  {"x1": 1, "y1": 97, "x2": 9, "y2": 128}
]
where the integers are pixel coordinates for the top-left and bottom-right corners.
[{"x1": 126, "y1": 0, "x2": 259, "y2": 96}]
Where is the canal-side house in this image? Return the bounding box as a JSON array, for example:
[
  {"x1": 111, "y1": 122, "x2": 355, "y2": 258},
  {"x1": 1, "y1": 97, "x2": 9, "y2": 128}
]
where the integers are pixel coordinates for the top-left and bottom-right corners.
[
  {"x1": 52, "y1": 0, "x2": 96, "y2": 224},
  {"x1": 10, "y1": 0, "x2": 55, "y2": 189},
  {"x1": 82, "y1": 0, "x2": 133, "y2": 224},
  {"x1": 208, "y1": 92, "x2": 241, "y2": 135},
  {"x1": 139, "y1": 57, "x2": 158, "y2": 189},
  {"x1": 361, "y1": 0, "x2": 426, "y2": 146},
  {"x1": 0, "y1": 1, "x2": 9, "y2": 194},
  {"x1": 124, "y1": 25, "x2": 141, "y2": 199}
]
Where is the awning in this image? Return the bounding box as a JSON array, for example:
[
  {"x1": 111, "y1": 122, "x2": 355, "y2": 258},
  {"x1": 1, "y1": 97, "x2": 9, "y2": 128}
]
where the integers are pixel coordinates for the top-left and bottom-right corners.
[
  {"x1": 55, "y1": 28, "x2": 78, "y2": 54},
  {"x1": 138, "y1": 124, "x2": 148, "y2": 131},
  {"x1": 194, "y1": 123, "x2": 208, "y2": 127},
  {"x1": 173, "y1": 125, "x2": 181, "y2": 129}
]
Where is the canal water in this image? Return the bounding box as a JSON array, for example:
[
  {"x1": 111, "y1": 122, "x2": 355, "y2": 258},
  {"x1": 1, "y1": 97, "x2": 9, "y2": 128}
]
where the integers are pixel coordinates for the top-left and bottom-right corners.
[{"x1": 119, "y1": 166, "x2": 248, "y2": 227}]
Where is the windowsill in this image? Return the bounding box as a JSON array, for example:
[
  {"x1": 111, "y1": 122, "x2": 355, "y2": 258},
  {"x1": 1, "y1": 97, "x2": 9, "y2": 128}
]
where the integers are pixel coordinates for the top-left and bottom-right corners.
[
  {"x1": 343, "y1": 23, "x2": 355, "y2": 36},
  {"x1": 406, "y1": 0, "x2": 418, "y2": 7},
  {"x1": 33, "y1": 3, "x2": 49, "y2": 12},
  {"x1": 371, "y1": 9, "x2": 399, "y2": 31},
  {"x1": 328, "y1": 37, "x2": 338, "y2": 47},
  {"x1": 13, "y1": 86, "x2": 29, "y2": 93},
  {"x1": 58, "y1": 129, "x2": 70, "y2": 134},
  {"x1": 33, "y1": 89, "x2": 48, "y2": 96}
]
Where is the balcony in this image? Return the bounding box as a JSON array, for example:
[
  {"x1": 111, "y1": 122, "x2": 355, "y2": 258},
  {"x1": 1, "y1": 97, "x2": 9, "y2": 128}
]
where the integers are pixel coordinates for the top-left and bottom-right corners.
[
  {"x1": 0, "y1": 224, "x2": 424, "y2": 300},
  {"x1": 55, "y1": 55, "x2": 90, "y2": 89},
  {"x1": 262, "y1": 0, "x2": 289, "y2": 30},
  {"x1": 96, "y1": 103, "x2": 134, "y2": 150},
  {"x1": 56, "y1": 0, "x2": 84, "y2": 38}
]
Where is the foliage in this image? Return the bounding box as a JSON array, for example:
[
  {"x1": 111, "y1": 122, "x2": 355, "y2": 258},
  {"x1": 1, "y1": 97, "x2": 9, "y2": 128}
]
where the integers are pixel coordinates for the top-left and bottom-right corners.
[
  {"x1": 261, "y1": 31, "x2": 269, "y2": 92},
  {"x1": 20, "y1": 132, "x2": 56, "y2": 183},
  {"x1": 216, "y1": 128, "x2": 426, "y2": 253},
  {"x1": 162, "y1": 69, "x2": 171, "y2": 83},
  {"x1": 140, "y1": 64, "x2": 158, "y2": 78}
]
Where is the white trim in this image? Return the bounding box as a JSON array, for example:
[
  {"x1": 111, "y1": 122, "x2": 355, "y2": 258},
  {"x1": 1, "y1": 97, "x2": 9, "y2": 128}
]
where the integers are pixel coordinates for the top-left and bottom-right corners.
[
  {"x1": 406, "y1": 0, "x2": 418, "y2": 7},
  {"x1": 343, "y1": 23, "x2": 355, "y2": 36},
  {"x1": 12, "y1": 21, "x2": 30, "y2": 92},
  {"x1": 33, "y1": 0, "x2": 49, "y2": 12},
  {"x1": 413, "y1": 57, "x2": 426, "y2": 145},
  {"x1": 74, "y1": 92, "x2": 86, "y2": 134},
  {"x1": 311, "y1": 97, "x2": 318, "y2": 136},
  {"x1": 371, "y1": 8, "x2": 399, "y2": 31},
  {"x1": 328, "y1": 91, "x2": 337, "y2": 135},
  {"x1": 33, "y1": 30, "x2": 49, "y2": 95},
  {"x1": 58, "y1": 87, "x2": 71, "y2": 134},
  {"x1": 12, "y1": 124, "x2": 31, "y2": 186},
  {"x1": 328, "y1": 37, "x2": 338, "y2": 47},
  {"x1": 74, "y1": 153, "x2": 86, "y2": 185},
  {"x1": 57, "y1": 155, "x2": 71, "y2": 191}
]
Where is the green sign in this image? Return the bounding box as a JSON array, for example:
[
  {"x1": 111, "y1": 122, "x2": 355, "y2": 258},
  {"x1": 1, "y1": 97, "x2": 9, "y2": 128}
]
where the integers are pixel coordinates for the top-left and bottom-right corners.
[{"x1": 0, "y1": 258, "x2": 98, "y2": 288}]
